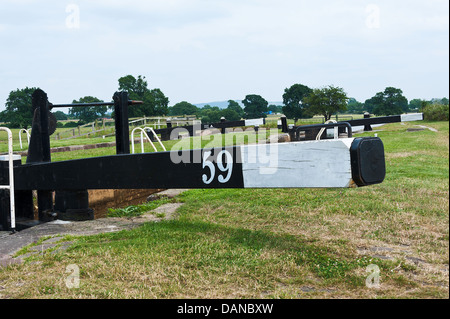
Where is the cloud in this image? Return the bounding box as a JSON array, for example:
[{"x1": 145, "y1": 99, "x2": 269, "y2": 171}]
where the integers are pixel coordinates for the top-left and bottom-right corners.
[{"x1": 0, "y1": 0, "x2": 448, "y2": 110}]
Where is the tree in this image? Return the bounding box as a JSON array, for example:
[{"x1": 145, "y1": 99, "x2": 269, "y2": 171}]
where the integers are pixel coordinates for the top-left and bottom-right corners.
[
  {"x1": 69, "y1": 96, "x2": 107, "y2": 124},
  {"x1": 148, "y1": 88, "x2": 169, "y2": 116},
  {"x1": 304, "y1": 85, "x2": 349, "y2": 121},
  {"x1": 118, "y1": 75, "x2": 148, "y2": 98},
  {"x1": 169, "y1": 101, "x2": 198, "y2": 116},
  {"x1": 198, "y1": 105, "x2": 222, "y2": 123},
  {"x1": 268, "y1": 104, "x2": 283, "y2": 114},
  {"x1": 53, "y1": 111, "x2": 68, "y2": 121},
  {"x1": 282, "y1": 84, "x2": 313, "y2": 124},
  {"x1": 430, "y1": 97, "x2": 449, "y2": 106},
  {"x1": 242, "y1": 94, "x2": 268, "y2": 119},
  {"x1": 365, "y1": 87, "x2": 408, "y2": 116},
  {"x1": 117, "y1": 75, "x2": 169, "y2": 117},
  {"x1": 409, "y1": 99, "x2": 427, "y2": 112},
  {"x1": 221, "y1": 108, "x2": 241, "y2": 122},
  {"x1": 346, "y1": 98, "x2": 365, "y2": 114},
  {"x1": 364, "y1": 93, "x2": 383, "y2": 114},
  {"x1": 227, "y1": 100, "x2": 244, "y2": 118},
  {"x1": 0, "y1": 87, "x2": 38, "y2": 128}
]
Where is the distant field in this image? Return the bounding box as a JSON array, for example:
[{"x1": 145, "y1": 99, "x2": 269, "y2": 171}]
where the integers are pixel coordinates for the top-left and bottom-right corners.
[
  {"x1": 0, "y1": 120, "x2": 448, "y2": 299},
  {"x1": 0, "y1": 114, "x2": 366, "y2": 154}
]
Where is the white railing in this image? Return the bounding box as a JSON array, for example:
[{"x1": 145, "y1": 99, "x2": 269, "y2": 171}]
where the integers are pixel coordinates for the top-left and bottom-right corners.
[
  {"x1": 0, "y1": 127, "x2": 16, "y2": 232},
  {"x1": 19, "y1": 128, "x2": 31, "y2": 149},
  {"x1": 316, "y1": 120, "x2": 339, "y2": 140},
  {"x1": 131, "y1": 127, "x2": 166, "y2": 154}
]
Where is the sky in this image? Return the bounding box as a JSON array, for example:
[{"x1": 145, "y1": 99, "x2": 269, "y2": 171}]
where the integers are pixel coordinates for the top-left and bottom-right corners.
[{"x1": 0, "y1": 0, "x2": 448, "y2": 112}]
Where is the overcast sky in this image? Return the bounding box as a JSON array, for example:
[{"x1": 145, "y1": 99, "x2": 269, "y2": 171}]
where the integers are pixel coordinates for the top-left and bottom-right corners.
[{"x1": 0, "y1": 0, "x2": 448, "y2": 112}]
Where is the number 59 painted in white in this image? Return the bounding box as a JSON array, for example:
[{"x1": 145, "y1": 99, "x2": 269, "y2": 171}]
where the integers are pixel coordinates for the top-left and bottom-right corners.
[{"x1": 202, "y1": 150, "x2": 233, "y2": 185}]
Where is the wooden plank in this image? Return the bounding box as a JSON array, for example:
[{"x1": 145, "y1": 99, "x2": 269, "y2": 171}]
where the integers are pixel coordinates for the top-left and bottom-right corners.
[
  {"x1": 241, "y1": 139, "x2": 353, "y2": 188},
  {"x1": 8, "y1": 138, "x2": 385, "y2": 191}
]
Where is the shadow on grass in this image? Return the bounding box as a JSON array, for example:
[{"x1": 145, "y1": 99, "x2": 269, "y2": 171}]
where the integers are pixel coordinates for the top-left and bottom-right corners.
[{"x1": 74, "y1": 219, "x2": 386, "y2": 285}]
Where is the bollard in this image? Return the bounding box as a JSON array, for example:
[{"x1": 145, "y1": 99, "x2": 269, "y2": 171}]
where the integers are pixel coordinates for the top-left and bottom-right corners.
[
  {"x1": 364, "y1": 112, "x2": 372, "y2": 131},
  {"x1": 280, "y1": 116, "x2": 288, "y2": 133},
  {"x1": 220, "y1": 117, "x2": 226, "y2": 134},
  {"x1": 162, "y1": 119, "x2": 172, "y2": 140}
]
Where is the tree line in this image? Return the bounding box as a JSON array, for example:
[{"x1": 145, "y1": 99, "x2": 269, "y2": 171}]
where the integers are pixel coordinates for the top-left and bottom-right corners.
[
  {"x1": 0, "y1": 75, "x2": 448, "y2": 128},
  {"x1": 0, "y1": 75, "x2": 170, "y2": 128},
  {"x1": 169, "y1": 84, "x2": 448, "y2": 125}
]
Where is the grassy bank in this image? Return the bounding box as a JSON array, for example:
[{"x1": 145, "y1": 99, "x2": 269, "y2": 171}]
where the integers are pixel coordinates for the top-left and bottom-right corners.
[{"x1": 0, "y1": 120, "x2": 448, "y2": 299}]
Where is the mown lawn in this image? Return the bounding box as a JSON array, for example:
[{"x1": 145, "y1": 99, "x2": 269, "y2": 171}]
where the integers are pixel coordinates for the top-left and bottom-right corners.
[{"x1": 0, "y1": 120, "x2": 448, "y2": 299}]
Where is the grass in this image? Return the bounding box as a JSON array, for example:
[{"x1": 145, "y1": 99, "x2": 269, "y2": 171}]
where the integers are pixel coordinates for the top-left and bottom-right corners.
[
  {"x1": 107, "y1": 197, "x2": 171, "y2": 218},
  {"x1": 0, "y1": 120, "x2": 448, "y2": 299}
]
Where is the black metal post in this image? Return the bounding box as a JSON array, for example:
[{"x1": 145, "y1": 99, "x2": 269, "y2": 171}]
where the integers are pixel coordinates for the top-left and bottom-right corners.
[
  {"x1": 281, "y1": 116, "x2": 288, "y2": 133},
  {"x1": 28, "y1": 89, "x2": 54, "y2": 222},
  {"x1": 161, "y1": 119, "x2": 172, "y2": 140},
  {"x1": 113, "y1": 91, "x2": 130, "y2": 154}
]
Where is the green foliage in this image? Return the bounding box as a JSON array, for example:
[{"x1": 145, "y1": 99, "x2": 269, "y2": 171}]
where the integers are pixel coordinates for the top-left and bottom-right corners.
[
  {"x1": 365, "y1": 87, "x2": 408, "y2": 116},
  {"x1": 409, "y1": 99, "x2": 427, "y2": 112},
  {"x1": 227, "y1": 100, "x2": 244, "y2": 118},
  {"x1": 198, "y1": 105, "x2": 222, "y2": 123},
  {"x1": 423, "y1": 104, "x2": 449, "y2": 121},
  {"x1": 169, "y1": 101, "x2": 199, "y2": 116},
  {"x1": 304, "y1": 85, "x2": 348, "y2": 121},
  {"x1": 197, "y1": 102, "x2": 242, "y2": 124},
  {"x1": 69, "y1": 96, "x2": 106, "y2": 124},
  {"x1": 107, "y1": 198, "x2": 170, "y2": 218},
  {"x1": 242, "y1": 94, "x2": 268, "y2": 119},
  {"x1": 63, "y1": 121, "x2": 79, "y2": 128},
  {"x1": 346, "y1": 98, "x2": 365, "y2": 114},
  {"x1": 53, "y1": 111, "x2": 68, "y2": 121},
  {"x1": 429, "y1": 97, "x2": 449, "y2": 106},
  {"x1": 117, "y1": 75, "x2": 169, "y2": 117},
  {"x1": 221, "y1": 108, "x2": 241, "y2": 122},
  {"x1": 148, "y1": 88, "x2": 170, "y2": 116},
  {"x1": 282, "y1": 84, "x2": 313, "y2": 123},
  {"x1": 268, "y1": 104, "x2": 283, "y2": 114},
  {"x1": 0, "y1": 87, "x2": 38, "y2": 128},
  {"x1": 118, "y1": 75, "x2": 148, "y2": 97}
]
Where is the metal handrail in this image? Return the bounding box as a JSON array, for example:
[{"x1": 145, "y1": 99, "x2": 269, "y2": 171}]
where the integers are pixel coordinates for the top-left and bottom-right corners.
[
  {"x1": 145, "y1": 127, "x2": 166, "y2": 152},
  {"x1": 131, "y1": 127, "x2": 166, "y2": 154},
  {"x1": 294, "y1": 122, "x2": 353, "y2": 141},
  {"x1": 19, "y1": 128, "x2": 31, "y2": 149},
  {"x1": 0, "y1": 127, "x2": 16, "y2": 232}
]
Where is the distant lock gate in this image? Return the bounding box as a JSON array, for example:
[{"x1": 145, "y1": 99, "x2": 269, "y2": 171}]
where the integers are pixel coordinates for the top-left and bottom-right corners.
[{"x1": 0, "y1": 89, "x2": 424, "y2": 232}]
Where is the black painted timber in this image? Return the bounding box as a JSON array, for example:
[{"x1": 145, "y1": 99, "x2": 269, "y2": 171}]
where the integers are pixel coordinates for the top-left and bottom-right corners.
[
  {"x1": 153, "y1": 119, "x2": 264, "y2": 139},
  {"x1": 12, "y1": 146, "x2": 244, "y2": 191}
]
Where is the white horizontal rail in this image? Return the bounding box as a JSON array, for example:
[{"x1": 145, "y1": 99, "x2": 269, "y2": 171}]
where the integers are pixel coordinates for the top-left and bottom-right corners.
[{"x1": 0, "y1": 127, "x2": 16, "y2": 231}]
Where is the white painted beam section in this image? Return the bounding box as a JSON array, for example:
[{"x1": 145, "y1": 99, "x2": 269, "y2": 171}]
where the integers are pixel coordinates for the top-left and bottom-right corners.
[
  {"x1": 401, "y1": 113, "x2": 423, "y2": 122},
  {"x1": 244, "y1": 118, "x2": 265, "y2": 126},
  {"x1": 241, "y1": 138, "x2": 354, "y2": 188}
]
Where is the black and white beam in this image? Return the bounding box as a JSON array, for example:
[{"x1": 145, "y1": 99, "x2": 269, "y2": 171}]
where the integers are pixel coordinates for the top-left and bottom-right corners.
[{"x1": 8, "y1": 137, "x2": 385, "y2": 191}]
